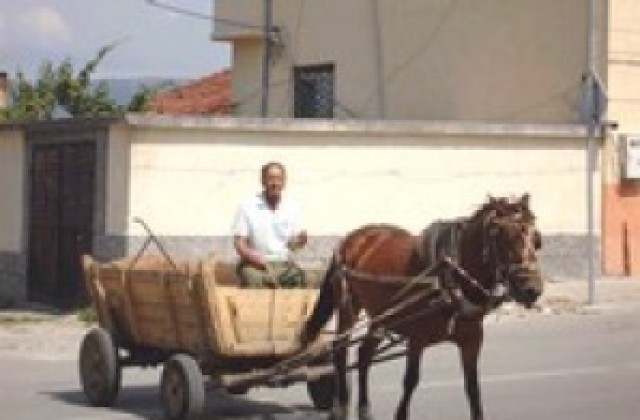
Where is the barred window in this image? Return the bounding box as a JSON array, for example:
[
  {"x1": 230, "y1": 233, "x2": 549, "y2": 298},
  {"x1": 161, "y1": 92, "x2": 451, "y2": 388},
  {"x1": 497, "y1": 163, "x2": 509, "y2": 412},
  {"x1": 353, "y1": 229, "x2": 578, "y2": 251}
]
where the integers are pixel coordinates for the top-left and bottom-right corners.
[{"x1": 294, "y1": 64, "x2": 334, "y2": 118}]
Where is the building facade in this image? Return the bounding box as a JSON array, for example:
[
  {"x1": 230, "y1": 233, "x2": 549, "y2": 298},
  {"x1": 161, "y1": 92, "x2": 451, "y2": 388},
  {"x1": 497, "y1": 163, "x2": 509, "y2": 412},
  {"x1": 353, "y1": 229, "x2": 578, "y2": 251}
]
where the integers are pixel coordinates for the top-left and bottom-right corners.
[
  {"x1": 5, "y1": 1, "x2": 640, "y2": 307},
  {"x1": 212, "y1": 0, "x2": 608, "y2": 123},
  {"x1": 0, "y1": 116, "x2": 596, "y2": 306},
  {"x1": 212, "y1": 0, "x2": 640, "y2": 276}
]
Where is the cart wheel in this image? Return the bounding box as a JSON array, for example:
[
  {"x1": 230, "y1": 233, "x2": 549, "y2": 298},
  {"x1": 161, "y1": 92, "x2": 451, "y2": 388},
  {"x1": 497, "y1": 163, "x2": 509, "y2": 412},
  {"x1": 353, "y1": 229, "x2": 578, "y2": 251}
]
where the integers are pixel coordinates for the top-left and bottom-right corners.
[
  {"x1": 160, "y1": 354, "x2": 205, "y2": 420},
  {"x1": 78, "y1": 327, "x2": 121, "y2": 407}
]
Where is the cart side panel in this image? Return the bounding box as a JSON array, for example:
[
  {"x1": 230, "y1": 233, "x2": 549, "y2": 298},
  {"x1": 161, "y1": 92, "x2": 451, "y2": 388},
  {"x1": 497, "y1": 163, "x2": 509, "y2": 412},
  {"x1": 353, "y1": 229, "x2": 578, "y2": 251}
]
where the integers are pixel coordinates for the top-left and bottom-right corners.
[
  {"x1": 272, "y1": 290, "x2": 318, "y2": 352},
  {"x1": 82, "y1": 256, "x2": 103, "y2": 324},
  {"x1": 204, "y1": 285, "x2": 320, "y2": 357},
  {"x1": 126, "y1": 269, "x2": 207, "y2": 353},
  {"x1": 92, "y1": 266, "x2": 138, "y2": 342}
]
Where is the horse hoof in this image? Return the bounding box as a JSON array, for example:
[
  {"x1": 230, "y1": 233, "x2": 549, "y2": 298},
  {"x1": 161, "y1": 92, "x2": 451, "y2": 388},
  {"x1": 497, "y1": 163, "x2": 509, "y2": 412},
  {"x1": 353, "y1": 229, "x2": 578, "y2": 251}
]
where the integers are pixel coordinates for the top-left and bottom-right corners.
[
  {"x1": 328, "y1": 406, "x2": 349, "y2": 420},
  {"x1": 358, "y1": 405, "x2": 374, "y2": 420}
]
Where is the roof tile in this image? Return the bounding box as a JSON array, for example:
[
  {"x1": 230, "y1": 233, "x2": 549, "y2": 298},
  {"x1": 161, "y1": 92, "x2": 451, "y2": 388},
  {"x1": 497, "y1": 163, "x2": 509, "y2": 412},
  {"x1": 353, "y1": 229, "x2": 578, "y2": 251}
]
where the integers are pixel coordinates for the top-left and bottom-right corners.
[{"x1": 148, "y1": 69, "x2": 231, "y2": 115}]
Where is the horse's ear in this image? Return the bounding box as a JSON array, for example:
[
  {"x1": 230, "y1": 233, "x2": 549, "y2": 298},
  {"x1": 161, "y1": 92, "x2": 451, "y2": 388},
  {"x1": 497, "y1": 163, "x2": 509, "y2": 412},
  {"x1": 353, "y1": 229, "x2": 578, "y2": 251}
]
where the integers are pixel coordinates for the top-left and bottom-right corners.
[
  {"x1": 521, "y1": 193, "x2": 531, "y2": 209},
  {"x1": 487, "y1": 194, "x2": 496, "y2": 204}
]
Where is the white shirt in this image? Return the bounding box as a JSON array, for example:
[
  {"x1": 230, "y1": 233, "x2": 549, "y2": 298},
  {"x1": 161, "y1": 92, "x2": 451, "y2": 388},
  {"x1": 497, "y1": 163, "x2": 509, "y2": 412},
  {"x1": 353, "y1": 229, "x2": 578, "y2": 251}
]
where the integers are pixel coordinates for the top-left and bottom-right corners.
[{"x1": 232, "y1": 192, "x2": 303, "y2": 261}]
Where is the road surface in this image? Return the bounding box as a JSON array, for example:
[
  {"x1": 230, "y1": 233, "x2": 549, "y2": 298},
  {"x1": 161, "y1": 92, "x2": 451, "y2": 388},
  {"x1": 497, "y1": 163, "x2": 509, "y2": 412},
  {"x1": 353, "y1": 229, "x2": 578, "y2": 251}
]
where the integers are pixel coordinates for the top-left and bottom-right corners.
[{"x1": 1, "y1": 302, "x2": 639, "y2": 419}]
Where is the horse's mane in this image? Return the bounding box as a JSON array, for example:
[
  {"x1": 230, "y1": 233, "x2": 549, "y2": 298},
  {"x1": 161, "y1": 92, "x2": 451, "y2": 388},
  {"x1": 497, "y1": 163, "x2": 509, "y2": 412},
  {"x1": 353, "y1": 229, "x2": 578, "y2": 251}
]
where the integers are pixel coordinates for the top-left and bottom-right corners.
[{"x1": 470, "y1": 195, "x2": 536, "y2": 223}]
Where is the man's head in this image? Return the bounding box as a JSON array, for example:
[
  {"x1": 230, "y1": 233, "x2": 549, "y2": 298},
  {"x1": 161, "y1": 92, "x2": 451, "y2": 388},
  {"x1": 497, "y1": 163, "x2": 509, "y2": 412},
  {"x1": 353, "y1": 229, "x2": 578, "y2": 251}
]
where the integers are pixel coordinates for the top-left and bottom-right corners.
[{"x1": 261, "y1": 161, "x2": 287, "y2": 205}]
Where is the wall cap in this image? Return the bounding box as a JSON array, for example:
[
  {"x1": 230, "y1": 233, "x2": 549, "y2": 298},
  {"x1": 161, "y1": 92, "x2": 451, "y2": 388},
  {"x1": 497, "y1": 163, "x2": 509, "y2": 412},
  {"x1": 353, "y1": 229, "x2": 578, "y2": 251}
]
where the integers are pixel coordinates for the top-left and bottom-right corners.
[{"x1": 125, "y1": 114, "x2": 590, "y2": 139}]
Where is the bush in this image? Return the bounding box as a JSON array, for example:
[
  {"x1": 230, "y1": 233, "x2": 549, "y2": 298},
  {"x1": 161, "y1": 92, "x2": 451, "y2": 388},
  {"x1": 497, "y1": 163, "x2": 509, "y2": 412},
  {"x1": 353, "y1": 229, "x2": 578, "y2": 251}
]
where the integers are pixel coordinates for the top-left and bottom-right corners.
[{"x1": 77, "y1": 306, "x2": 97, "y2": 325}]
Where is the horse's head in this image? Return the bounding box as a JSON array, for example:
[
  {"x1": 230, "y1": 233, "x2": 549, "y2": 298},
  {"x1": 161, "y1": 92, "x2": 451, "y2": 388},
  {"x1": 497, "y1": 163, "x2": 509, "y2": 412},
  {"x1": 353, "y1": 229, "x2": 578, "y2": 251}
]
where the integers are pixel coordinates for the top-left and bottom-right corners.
[{"x1": 466, "y1": 193, "x2": 543, "y2": 308}]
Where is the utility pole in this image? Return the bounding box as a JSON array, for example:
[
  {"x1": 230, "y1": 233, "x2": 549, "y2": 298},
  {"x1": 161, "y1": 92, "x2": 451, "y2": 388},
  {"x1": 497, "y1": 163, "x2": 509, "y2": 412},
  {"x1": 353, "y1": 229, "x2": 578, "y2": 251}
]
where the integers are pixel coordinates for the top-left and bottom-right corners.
[
  {"x1": 586, "y1": 0, "x2": 597, "y2": 304},
  {"x1": 261, "y1": 0, "x2": 273, "y2": 117}
]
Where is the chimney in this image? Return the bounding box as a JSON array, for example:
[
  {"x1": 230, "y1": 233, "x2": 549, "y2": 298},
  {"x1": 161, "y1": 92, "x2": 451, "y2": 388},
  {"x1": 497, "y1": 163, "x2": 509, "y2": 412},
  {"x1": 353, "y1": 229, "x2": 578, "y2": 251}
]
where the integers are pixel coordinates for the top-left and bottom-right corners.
[{"x1": 0, "y1": 72, "x2": 7, "y2": 108}]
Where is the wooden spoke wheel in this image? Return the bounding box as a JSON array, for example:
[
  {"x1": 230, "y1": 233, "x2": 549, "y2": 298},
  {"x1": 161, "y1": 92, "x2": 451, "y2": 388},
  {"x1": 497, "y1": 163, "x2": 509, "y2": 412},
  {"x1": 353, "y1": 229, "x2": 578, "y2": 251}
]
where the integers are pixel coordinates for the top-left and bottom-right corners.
[
  {"x1": 160, "y1": 354, "x2": 205, "y2": 420},
  {"x1": 78, "y1": 327, "x2": 121, "y2": 407}
]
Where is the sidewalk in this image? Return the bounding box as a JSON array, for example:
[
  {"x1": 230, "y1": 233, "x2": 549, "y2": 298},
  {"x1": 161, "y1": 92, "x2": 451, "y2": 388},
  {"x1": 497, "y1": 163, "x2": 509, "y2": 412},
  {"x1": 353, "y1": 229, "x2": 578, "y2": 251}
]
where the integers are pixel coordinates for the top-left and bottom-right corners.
[
  {"x1": 1, "y1": 277, "x2": 639, "y2": 323},
  {"x1": 491, "y1": 276, "x2": 640, "y2": 320},
  {"x1": 0, "y1": 277, "x2": 639, "y2": 360}
]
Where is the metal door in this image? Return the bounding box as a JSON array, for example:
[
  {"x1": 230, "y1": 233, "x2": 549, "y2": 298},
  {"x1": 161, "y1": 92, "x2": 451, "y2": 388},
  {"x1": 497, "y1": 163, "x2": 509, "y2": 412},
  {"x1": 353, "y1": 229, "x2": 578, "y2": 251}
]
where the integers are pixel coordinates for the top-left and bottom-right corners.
[{"x1": 28, "y1": 142, "x2": 96, "y2": 307}]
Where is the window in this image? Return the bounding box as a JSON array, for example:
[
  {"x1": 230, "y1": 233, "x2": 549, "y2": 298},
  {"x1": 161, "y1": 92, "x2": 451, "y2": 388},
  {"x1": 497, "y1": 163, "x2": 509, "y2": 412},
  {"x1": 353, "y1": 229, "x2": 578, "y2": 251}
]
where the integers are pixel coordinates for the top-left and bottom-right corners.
[{"x1": 294, "y1": 64, "x2": 334, "y2": 118}]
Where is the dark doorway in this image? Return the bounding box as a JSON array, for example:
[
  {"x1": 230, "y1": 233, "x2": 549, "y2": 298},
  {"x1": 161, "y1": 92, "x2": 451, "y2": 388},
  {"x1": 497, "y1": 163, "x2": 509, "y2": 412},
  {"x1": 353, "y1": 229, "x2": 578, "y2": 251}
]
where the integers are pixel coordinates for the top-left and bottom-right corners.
[{"x1": 28, "y1": 142, "x2": 96, "y2": 308}]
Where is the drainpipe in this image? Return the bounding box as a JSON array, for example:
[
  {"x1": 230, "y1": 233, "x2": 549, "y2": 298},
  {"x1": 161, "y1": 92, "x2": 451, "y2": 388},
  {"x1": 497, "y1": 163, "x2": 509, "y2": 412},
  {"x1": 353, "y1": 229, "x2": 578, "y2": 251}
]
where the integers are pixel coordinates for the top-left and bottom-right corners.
[
  {"x1": 371, "y1": 0, "x2": 386, "y2": 118},
  {"x1": 261, "y1": 0, "x2": 273, "y2": 117}
]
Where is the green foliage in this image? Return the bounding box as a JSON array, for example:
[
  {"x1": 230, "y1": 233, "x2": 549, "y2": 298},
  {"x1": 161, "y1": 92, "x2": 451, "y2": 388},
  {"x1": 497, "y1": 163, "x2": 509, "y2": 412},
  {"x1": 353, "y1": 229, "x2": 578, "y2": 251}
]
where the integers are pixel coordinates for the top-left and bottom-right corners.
[
  {"x1": 127, "y1": 84, "x2": 156, "y2": 113},
  {"x1": 76, "y1": 306, "x2": 97, "y2": 326},
  {"x1": 0, "y1": 43, "x2": 159, "y2": 122},
  {"x1": 0, "y1": 68, "x2": 57, "y2": 121},
  {"x1": 55, "y1": 43, "x2": 124, "y2": 117}
]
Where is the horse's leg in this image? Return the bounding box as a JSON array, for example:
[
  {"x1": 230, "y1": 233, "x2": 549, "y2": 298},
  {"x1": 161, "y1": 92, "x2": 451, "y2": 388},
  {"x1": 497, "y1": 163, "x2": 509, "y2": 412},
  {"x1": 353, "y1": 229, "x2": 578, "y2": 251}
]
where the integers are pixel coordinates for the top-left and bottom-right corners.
[
  {"x1": 357, "y1": 334, "x2": 382, "y2": 420},
  {"x1": 395, "y1": 339, "x2": 423, "y2": 420},
  {"x1": 458, "y1": 324, "x2": 485, "y2": 420},
  {"x1": 330, "y1": 301, "x2": 358, "y2": 420}
]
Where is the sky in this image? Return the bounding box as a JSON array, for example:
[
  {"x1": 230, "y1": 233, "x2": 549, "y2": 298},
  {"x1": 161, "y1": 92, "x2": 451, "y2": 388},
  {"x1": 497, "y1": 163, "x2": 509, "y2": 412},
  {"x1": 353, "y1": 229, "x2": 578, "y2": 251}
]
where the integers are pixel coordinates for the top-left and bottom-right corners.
[{"x1": 0, "y1": 0, "x2": 231, "y2": 80}]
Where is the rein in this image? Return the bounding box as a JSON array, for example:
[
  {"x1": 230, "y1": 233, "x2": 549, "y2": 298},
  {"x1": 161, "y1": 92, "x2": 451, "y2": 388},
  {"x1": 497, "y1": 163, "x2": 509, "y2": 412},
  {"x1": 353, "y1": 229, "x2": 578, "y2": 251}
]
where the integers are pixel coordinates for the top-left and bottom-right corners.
[{"x1": 339, "y1": 254, "x2": 504, "y2": 336}]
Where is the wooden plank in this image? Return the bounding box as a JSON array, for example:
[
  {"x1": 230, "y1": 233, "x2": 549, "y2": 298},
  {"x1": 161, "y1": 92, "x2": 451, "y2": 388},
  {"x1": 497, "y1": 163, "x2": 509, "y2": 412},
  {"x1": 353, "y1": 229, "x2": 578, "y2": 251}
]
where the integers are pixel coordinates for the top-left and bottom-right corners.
[
  {"x1": 163, "y1": 271, "x2": 183, "y2": 350},
  {"x1": 187, "y1": 265, "x2": 209, "y2": 356},
  {"x1": 121, "y1": 268, "x2": 140, "y2": 343}
]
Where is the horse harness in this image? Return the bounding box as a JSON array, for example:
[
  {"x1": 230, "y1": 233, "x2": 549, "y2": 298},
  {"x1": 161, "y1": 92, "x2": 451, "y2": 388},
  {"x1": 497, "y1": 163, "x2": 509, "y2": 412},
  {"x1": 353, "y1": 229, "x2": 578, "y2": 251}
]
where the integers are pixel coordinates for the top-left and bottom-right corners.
[
  {"x1": 327, "y1": 228, "x2": 494, "y2": 340},
  {"x1": 327, "y1": 209, "x2": 538, "y2": 341}
]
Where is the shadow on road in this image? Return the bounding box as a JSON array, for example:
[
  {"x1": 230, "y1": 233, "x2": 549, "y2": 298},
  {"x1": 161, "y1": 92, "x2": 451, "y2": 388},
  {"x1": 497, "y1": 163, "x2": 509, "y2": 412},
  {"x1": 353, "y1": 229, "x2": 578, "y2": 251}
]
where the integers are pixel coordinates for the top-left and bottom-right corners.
[{"x1": 45, "y1": 385, "x2": 328, "y2": 419}]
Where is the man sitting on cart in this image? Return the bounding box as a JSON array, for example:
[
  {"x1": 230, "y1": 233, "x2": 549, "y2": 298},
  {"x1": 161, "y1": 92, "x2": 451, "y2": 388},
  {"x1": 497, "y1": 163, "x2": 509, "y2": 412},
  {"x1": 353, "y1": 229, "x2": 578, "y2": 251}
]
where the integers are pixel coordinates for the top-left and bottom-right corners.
[{"x1": 232, "y1": 161, "x2": 308, "y2": 288}]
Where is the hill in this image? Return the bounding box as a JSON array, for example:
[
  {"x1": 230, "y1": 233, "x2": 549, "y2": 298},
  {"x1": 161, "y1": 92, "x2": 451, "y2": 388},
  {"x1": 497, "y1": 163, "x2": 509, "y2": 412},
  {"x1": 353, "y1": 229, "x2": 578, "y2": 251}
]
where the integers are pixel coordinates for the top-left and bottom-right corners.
[{"x1": 97, "y1": 78, "x2": 182, "y2": 106}]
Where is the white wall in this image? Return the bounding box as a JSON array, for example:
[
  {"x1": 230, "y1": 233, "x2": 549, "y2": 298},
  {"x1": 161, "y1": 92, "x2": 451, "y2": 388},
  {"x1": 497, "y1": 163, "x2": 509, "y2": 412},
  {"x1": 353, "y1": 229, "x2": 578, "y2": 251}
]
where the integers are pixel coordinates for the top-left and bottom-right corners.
[
  {"x1": 608, "y1": 0, "x2": 640, "y2": 132},
  {"x1": 120, "y1": 116, "x2": 593, "y2": 239},
  {"x1": 104, "y1": 122, "x2": 132, "y2": 236}
]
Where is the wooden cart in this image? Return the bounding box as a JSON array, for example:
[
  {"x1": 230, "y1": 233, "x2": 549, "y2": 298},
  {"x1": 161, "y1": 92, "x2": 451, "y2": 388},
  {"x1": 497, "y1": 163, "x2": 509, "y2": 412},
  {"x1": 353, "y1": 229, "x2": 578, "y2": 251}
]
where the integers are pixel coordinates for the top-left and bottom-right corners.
[{"x1": 79, "y1": 252, "x2": 334, "y2": 420}]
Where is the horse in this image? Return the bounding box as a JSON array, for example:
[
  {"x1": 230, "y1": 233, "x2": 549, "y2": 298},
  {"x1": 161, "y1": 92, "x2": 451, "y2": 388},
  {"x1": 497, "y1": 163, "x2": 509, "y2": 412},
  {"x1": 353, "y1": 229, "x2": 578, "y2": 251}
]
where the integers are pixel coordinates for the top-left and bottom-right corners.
[{"x1": 300, "y1": 194, "x2": 544, "y2": 420}]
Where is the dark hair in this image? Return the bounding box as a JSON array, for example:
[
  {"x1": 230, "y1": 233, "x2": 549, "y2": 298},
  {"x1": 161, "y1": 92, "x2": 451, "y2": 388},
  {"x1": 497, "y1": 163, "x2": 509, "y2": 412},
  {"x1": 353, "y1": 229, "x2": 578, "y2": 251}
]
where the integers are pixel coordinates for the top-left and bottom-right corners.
[{"x1": 261, "y1": 161, "x2": 286, "y2": 181}]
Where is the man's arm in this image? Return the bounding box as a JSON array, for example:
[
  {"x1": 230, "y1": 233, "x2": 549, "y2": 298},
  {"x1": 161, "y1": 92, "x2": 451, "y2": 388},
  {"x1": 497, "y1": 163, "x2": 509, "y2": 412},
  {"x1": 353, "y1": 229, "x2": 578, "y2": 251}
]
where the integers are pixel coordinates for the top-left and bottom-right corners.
[{"x1": 233, "y1": 235, "x2": 267, "y2": 269}]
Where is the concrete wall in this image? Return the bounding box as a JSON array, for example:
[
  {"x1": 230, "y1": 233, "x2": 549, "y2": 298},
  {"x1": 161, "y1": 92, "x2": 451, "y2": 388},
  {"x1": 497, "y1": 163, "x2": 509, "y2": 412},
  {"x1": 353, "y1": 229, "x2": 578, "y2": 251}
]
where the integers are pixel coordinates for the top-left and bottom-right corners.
[
  {"x1": 600, "y1": 0, "x2": 640, "y2": 275},
  {"x1": 608, "y1": 0, "x2": 640, "y2": 130},
  {"x1": 0, "y1": 128, "x2": 26, "y2": 305},
  {"x1": 105, "y1": 115, "x2": 595, "y2": 278},
  {"x1": 0, "y1": 116, "x2": 608, "y2": 306},
  {"x1": 214, "y1": 0, "x2": 608, "y2": 123}
]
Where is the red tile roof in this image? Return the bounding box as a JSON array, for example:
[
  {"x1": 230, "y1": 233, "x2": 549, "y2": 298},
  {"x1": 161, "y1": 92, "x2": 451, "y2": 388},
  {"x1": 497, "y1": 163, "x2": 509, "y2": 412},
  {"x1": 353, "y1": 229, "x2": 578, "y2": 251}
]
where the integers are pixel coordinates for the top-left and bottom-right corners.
[{"x1": 148, "y1": 69, "x2": 231, "y2": 115}]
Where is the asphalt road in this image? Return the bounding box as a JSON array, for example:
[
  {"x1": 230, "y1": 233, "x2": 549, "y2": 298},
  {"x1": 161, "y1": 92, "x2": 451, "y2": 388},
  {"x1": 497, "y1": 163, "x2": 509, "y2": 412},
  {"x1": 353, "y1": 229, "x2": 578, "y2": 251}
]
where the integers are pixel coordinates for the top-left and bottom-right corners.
[{"x1": 1, "y1": 306, "x2": 640, "y2": 420}]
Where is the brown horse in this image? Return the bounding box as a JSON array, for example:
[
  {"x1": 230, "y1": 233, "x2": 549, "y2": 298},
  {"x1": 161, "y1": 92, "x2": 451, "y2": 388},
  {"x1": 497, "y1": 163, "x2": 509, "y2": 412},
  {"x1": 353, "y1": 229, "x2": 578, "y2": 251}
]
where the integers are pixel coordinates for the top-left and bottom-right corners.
[{"x1": 301, "y1": 194, "x2": 543, "y2": 420}]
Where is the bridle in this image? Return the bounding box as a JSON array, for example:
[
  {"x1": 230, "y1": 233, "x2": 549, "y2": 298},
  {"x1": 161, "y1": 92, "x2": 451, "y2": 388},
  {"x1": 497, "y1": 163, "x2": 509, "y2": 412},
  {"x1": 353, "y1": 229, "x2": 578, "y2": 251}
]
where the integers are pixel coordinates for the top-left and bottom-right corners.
[{"x1": 481, "y1": 212, "x2": 540, "y2": 303}]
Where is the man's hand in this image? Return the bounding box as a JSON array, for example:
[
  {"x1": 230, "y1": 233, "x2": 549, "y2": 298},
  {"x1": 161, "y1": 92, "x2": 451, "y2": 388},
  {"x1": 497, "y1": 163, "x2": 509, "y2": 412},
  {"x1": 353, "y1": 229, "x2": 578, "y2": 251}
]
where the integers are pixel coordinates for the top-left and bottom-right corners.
[
  {"x1": 234, "y1": 236, "x2": 267, "y2": 269},
  {"x1": 287, "y1": 230, "x2": 308, "y2": 251}
]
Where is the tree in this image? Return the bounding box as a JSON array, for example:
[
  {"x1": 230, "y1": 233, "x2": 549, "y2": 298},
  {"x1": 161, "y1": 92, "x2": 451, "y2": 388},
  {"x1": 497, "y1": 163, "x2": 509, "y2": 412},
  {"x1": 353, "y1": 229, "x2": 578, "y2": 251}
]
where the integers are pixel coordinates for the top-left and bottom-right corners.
[
  {"x1": 0, "y1": 44, "x2": 156, "y2": 122},
  {"x1": 55, "y1": 43, "x2": 123, "y2": 117},
  {"x1": 1, "y1": 65, "x2": 58, "y2": 121}
]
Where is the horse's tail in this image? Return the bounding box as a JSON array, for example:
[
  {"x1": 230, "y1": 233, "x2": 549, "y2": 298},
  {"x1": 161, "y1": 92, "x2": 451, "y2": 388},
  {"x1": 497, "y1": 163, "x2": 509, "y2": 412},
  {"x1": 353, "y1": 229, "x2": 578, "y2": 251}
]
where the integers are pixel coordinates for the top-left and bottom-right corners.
[{"x1": 300, "y1": 256, "x2": 339, "y2": 346}]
